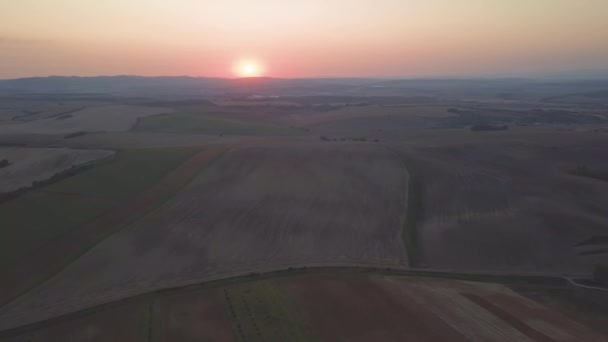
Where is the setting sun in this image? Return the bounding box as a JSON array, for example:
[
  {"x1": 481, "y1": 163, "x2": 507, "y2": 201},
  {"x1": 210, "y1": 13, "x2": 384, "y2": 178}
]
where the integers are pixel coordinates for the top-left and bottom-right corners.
[{"x1": 234, "y1": 60, "x2": 264, "y2": 78}]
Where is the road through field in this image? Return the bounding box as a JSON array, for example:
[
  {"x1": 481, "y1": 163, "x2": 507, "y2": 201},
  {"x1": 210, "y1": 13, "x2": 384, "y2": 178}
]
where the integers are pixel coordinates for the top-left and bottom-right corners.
[{"x1": 0, "y1": 147, "x2": 225, "y2": 307}]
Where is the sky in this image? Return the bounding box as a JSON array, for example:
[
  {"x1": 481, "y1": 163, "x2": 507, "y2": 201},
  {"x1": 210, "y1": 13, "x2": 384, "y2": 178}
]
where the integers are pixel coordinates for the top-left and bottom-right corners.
[{"x1": 1, "y1": 0, "x2": 608, "y2": 79}]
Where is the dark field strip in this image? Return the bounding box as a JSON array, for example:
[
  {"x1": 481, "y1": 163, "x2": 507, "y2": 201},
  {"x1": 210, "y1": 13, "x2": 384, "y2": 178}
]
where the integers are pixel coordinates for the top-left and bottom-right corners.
[
  {"x1": 0, "y1": 147, "x2": 224, "y2": 307},
  {"x1": 461, "y1": 293, "x2": 555, "y2": 342},
  {"x1": 577, "y1": 235, "x2": 608, "y2": 246},
  {"x1": 577, "y1": 248, "x2": 608, "y2": 256}
]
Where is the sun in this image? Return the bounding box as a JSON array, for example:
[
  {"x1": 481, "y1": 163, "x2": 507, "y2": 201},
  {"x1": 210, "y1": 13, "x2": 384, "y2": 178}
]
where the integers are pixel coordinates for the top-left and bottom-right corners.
[
  {"x1": 243, "y1": 64, "x2": 255, "y2": 74},
  {"x1": 234, "y1": 60, "x2": 264, "y2": 78}
]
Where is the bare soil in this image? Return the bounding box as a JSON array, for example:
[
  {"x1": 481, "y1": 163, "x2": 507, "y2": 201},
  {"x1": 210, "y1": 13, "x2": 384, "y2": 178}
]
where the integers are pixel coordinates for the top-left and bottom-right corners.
[{"x1": 282, "y1": 273, "x2": 606, "y2": 341}]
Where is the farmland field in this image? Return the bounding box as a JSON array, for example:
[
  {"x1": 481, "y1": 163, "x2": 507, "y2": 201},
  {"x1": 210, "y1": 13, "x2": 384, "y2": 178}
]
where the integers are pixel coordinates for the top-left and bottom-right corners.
[
  {"x1": 0, "y1": 147, "x2": 200, "y2": 268},
  {"x1": 282, "y1": 273, "x2": 605, "y2": 341},
  {"x1": 0, "y1": 142, "x2": 408, "y2": 329},
  {"x1": 0, "y1": 302, "x2": 149, "y2": 342},
  {"x1": 1, "y1": 77, "x2": 608, "y2": 339},
  {"x1": 392, "y1": 130, "x2": 608, "y2": 273},
  {"x1": 1, "y1": 272, "x2": 604, "y2": 341},
  {"x1": 151, "y1": 287, "x2": 234, "y2": 341},
  {"x1": 0, "y1": 147, "x2": 218, "y2": 308},
  {"x1": 133, "y1": 112, "x2": 307, "y2": 136},
  {"x1": 222, "y1": 280, "x2": 314, "y2": 341},
  {"x1": 0, "y1": 105, "x2": 173, "y2": 134},
  {"x1": 0, "y1": 147, "x2": 114, "y2": 193}
]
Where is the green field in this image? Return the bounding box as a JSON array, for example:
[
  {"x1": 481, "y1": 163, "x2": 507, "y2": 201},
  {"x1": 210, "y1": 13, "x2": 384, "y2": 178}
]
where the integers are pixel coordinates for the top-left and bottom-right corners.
[
  {"x1": 0, "y1": 147, "x2": 199, "y2": 268},
  {"x1": 223, "y1": 280, "x2": 316, "y2": 342},
  {"x1": 133, "y1": 113, "x2": 307, "y2": 136}
]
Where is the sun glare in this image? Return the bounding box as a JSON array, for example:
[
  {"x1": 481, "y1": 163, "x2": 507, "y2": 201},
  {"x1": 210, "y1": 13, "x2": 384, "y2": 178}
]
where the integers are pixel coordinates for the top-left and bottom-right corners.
[{"x1": 234, "y1": 60, "x2": 264, "y2": 78}]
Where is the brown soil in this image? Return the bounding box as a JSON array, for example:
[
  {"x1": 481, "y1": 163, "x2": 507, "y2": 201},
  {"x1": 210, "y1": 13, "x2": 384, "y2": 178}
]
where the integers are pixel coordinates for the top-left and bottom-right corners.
[
  {"x1": 477, "y1": 292, "x2": 607, "y2": 341},
  {"x1": 282, "y1": 274, "x2": 468, "y2": 342},
  {"x1": 152, "y1": 289, "x2": 234, "y2": 342},
  {"x1": 282, "y1": 273, "x2": 607, "y2": 342},
  {"x1": 0, "y1": 302, "x2": 147, "y2": 342}
]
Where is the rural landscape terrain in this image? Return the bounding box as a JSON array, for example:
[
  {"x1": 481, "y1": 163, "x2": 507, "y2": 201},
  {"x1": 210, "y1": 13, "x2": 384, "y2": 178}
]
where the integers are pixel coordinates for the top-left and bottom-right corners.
[{"x1": 0, "y1": 76, "x2": 607, "y2": 340}]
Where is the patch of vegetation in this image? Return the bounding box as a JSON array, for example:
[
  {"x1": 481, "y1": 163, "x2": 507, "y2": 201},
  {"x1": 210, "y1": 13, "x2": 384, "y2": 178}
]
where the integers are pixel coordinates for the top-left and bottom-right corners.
[
  {"x1": 403, "y1": 161, "x2": 424, "y2": 268},
  {"x1": 577, "y1": 249, "x2": 608, "y2": 256},
  {"x1": 0, "y1": 159, "x2": 10, "y2": 169},
  {"x1": 55, "y1": 114, "x2": 73, "y2": 120},
  {"x1": 134, "y1": 113, "x2": 307, "y2": 136},
  {"x1": 0, "y1": 160, "x2": 106, "y2": 203},
  {"x1": 64, "y1": 131, "x2": 89, "y2": 139},
  {"x1": 577, "y1": 235, "x2": 608, "y2": 246},
  {"x1": 222, "y1": 280, "x2": 315, "y2": 342},
  {"x1": 470, "y1": 123, "x2": 509, "y2": 131},
  {"x1": 570, "y1": 165, "x2": 608, "y2": 182},
  {"x1": 320, "y1": 135, "x2": 378, "y2": 143},
  {"x1": 0, "y1": 147, "x2": 199, "y2": 268},
  {"x1": 388, "y1": 148, "x2": 425, "y2": 268},
  {"x1": 440, "y1": 108, "x2": 606, "y2": 129}
]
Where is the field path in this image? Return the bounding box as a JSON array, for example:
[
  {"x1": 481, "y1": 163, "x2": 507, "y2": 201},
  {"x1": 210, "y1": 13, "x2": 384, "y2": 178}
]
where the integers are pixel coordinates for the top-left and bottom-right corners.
[{"x1": 0, "y1": 147, "x2": 225, "y2": 306}]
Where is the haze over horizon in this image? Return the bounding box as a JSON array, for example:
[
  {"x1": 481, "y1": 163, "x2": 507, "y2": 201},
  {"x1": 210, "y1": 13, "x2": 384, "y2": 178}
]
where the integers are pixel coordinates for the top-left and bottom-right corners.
[{"x1": 2, "y1": 0, "x2": 608, "y2": 79}]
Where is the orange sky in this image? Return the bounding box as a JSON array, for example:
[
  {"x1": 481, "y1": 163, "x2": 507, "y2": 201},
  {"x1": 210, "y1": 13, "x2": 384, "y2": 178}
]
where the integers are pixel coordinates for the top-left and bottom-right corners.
[{"x1": 1, "y1": 0, "x2": 608, "y2": 78}]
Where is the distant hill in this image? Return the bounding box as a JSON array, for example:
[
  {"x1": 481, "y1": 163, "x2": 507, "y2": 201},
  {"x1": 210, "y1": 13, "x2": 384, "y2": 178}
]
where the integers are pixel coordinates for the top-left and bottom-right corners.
[
  {"x1": 0, "y1": 76, "x2": 373, "y2": 96},
  {"x1": 1, "y1": 76, "x2": 607, "y2": 102}
]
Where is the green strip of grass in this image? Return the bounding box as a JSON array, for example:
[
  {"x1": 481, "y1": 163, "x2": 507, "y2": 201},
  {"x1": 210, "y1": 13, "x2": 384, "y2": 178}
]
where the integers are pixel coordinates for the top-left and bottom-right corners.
[
  {"x1": 403, "y1": 168, "x2": 424, "y2": 268},
  {"x1": 385, "y1": 147, "x2": 425, "y2": 268},
  {"x1": 133, "y1": 113, "x2": 307, "y2": 136},
  {"x1": 0, "y1": 147, "x2": 200, "y2": 268},
  {"x1": 223, "y1": 280, "x2": 316, "y2": 342}
]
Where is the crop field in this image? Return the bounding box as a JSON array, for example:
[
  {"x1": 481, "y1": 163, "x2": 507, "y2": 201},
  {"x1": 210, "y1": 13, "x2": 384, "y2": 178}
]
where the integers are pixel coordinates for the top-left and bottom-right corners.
[
  {"x1": 0, "y1": 147, "x2": 216, "y2": 308},
  {"x1": 133, "y1": 112, "x2": 307, "y2": 136},
  {"x1": 151, "y1": 288, "x2": 234, "y2": 341},
  {"x1": 1, "y1": 84, "x2": 607, "y2": 339},
  {"x1": 391, "y1": 130, "x2": 608, "y2": 273},
  {"x1": 0, "y1": 302, "x2": 149, "y2": 342},
  {"x1": 0, "y1": 147, "x2": 114, "y2": 193},
  {"x1": 0, "y1": 147, "x2": 199, "y2": 267},
  {"x1": 2, "y1": 272, "x2": 604, "y2": 341},
  {"x1": 290, "y1": 105, "x2": 456, "y2": 127},
  {"x1": 0, "y1": 105, "x2": 173, "y2": 135},
  {"x1": 282, "y1": 273, "x2": 605, "y2": 341},
  {"x1": 0, "y1": 143, "x2": 408, "y2": 330},
  {"x1": 222, "y1": 280, "x2": 314, "y2": 341},
  {"x1": 0, "y1": 100, "x2": 106, "y2": 124}
]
